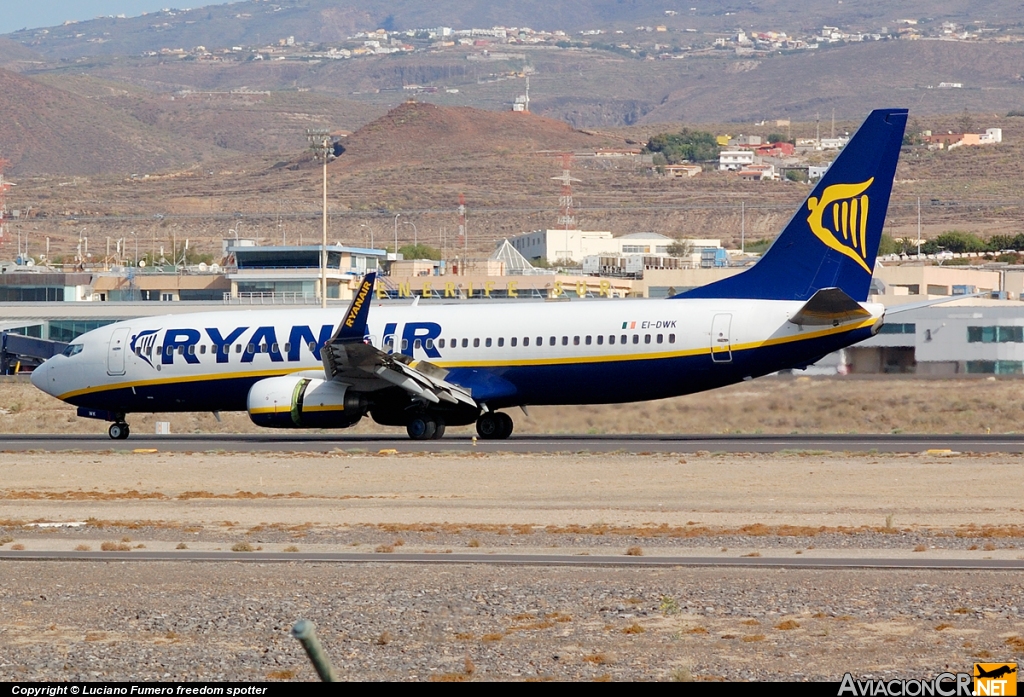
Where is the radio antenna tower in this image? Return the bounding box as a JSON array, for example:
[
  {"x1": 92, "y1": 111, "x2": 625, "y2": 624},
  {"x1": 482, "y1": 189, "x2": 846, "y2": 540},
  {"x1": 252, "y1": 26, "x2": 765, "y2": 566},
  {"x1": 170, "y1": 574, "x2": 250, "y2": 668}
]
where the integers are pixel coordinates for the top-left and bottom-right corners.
[
  {"x1": 457, "y1": 192, "x2": 467, "y2": 257},
  {"x1": 0, "y1": 159, "x2": 9, "y2": 247},
  {"x1": 551, "y1": 153, "x2": 580, "y2": 231}
]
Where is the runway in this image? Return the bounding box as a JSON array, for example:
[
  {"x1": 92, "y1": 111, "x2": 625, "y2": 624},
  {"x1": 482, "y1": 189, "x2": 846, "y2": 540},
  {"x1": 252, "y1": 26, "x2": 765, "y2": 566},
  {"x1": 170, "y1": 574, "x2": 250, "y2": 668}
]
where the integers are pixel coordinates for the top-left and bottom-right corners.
[
  {"x1": 4, "y1": 432, "x2": 1024, "y2": 453},
  {"x1": 2, "y1": 549, "x2": 1023, "y2": 570}
]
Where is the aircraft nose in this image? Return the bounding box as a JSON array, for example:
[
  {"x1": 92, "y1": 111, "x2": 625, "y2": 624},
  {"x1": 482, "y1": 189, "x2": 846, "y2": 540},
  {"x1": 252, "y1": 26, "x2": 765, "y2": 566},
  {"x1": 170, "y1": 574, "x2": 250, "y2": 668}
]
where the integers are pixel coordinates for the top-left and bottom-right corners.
[{"x1": 30, "y1": 361, "x2": 54, "y2": 395}]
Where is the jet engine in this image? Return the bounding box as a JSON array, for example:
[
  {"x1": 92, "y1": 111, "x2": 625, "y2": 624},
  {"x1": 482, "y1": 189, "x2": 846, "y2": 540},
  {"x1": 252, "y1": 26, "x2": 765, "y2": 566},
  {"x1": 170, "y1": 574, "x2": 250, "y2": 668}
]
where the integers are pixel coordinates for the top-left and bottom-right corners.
[{"x1": 247, "y1": 375, "x2": 365, "y2": 429}]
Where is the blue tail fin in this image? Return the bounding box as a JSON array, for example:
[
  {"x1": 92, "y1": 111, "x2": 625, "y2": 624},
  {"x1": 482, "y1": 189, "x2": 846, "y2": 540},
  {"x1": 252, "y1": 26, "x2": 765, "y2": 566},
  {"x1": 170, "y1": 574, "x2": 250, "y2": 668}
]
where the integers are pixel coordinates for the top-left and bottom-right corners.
[{"x1": 677, "y1": 108, "x2": 907, "y2": 302}]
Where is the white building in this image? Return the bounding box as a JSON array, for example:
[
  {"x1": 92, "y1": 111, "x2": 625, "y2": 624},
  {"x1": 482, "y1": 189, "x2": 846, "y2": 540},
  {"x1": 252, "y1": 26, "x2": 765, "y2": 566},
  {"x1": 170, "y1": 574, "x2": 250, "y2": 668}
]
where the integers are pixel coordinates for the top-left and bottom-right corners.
[
  {"x1": 719, "y1": 151, "x2": 755, "y2": 171},
  {"x1": 509, "y1": 229, "x2": 723, "y2": 265}
]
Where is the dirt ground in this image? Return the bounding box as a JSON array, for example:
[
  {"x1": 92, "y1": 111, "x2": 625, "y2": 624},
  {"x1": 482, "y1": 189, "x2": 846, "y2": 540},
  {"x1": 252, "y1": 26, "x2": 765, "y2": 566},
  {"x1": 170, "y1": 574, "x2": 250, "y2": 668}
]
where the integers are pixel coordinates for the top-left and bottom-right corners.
[
  {"x1": 3, "y1": 377, "x2": 1024, "y2": 682},
  {"x1": 5, "y1": 375, "x2": 1024, "y2": 437},
  {"x1": 1, "y1": 449, "x2": 1024, "y2": 682}
]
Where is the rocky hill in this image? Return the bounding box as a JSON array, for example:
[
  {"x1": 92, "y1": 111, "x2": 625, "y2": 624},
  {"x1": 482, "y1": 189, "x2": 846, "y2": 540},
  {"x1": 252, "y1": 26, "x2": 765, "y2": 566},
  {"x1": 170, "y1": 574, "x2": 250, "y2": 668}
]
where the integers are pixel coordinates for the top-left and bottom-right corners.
[{"x1": 0, "y1": 69, "x2": 215, "y2": 176}]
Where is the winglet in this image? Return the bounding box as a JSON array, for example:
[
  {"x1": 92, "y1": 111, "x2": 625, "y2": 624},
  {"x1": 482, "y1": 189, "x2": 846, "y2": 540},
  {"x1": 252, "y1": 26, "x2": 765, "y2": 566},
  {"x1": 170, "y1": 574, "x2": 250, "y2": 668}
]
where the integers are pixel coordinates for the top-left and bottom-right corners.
[{"x1": 337, "y1": 272, "x2": 375, "y2": 342}]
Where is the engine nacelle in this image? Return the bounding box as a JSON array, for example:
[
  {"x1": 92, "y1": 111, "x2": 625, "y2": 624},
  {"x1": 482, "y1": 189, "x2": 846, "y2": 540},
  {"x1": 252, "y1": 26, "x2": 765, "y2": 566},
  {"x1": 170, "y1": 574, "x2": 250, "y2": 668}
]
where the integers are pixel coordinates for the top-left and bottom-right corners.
[{"x1": 247, "y1": 375, "x2": 365, "y2": 429}]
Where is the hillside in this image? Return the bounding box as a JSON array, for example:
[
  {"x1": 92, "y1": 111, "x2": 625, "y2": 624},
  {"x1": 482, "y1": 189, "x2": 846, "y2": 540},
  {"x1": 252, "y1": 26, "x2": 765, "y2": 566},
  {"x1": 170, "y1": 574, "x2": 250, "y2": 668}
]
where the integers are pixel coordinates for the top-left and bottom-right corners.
[
  {"x1": 0, "y1": 69, "x2": 220, "y2": 176},
  {"x1": 335, "y1": 101, "x2": 608, "y2": 168},
  {"x1": 640, "y1": 40, "x2": 1024, "y2": 124},
  {"x1": 6, "y1": 1, "x2": 1024, "y2": 59}
]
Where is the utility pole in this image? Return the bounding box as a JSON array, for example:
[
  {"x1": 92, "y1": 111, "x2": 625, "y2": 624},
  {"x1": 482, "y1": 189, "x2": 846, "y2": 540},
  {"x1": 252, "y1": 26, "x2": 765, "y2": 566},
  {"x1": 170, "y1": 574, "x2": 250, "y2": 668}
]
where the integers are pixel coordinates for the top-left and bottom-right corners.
[{"x1": 307, "y1": 128, "x2": 332, "y2": 308}]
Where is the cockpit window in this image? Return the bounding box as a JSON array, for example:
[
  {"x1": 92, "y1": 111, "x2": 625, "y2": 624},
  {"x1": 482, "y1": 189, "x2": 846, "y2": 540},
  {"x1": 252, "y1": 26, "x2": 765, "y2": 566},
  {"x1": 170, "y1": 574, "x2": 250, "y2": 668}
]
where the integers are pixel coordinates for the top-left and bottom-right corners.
[{"x1": 62, "y1": 344, "x2": 84, "y2": 357}]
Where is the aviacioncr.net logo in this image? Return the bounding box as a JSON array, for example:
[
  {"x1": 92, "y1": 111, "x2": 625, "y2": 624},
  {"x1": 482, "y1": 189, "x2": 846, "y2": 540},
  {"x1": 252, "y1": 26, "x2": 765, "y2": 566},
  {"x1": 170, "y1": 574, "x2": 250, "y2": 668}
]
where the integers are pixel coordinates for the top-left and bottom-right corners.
[{"x1": 807, "y1": 177, "x2": 874, "y2": 274}]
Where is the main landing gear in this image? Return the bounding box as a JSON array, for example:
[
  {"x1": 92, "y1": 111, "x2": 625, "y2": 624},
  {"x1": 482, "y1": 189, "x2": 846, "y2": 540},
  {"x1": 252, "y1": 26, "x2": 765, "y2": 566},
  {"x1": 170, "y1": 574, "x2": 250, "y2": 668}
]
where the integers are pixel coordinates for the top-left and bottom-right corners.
[
  {"x1": 406, "y1": 414, "x2": 446, "y2": 441},
  {"x1": 476, "y1": 412, "x2": 513, "y2": 440},
  {"x1": 108, "y1": 421, "x2": 131, "y2": 440}
]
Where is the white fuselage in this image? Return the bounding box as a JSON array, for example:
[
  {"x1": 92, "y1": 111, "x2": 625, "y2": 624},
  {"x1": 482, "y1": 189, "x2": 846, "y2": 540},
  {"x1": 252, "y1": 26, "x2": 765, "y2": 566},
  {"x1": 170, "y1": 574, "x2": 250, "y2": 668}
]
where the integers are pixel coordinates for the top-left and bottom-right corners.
[{"x1": 32, "y1": 297, "x2": 883, "y2": 413}]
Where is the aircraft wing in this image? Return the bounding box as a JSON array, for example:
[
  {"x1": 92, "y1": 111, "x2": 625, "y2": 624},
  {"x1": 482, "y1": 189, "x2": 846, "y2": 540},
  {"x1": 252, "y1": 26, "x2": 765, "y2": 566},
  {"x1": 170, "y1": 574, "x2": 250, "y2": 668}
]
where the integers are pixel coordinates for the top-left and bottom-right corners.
[{"x1": 320, "y1": 273, "x2": 477, "y2": 408}]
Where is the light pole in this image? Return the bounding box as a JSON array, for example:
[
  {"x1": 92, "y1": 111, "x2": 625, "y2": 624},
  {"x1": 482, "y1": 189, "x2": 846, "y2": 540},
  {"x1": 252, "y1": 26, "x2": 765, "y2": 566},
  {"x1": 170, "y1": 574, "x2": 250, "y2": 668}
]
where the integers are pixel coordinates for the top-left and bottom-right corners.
[
  {"x1": 403, "y1": 220, "x2": 417, "y2": 250},
  {"x1": 307, "y1": 128, "x2": 331, "y2": 308}
]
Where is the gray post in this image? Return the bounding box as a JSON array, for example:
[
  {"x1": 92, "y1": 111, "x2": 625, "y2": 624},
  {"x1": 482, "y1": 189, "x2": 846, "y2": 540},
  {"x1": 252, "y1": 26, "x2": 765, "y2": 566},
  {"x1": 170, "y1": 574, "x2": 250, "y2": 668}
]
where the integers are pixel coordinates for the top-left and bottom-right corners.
[{"x1": 291, "y1": 619, "x2": 338, "y2": 682}]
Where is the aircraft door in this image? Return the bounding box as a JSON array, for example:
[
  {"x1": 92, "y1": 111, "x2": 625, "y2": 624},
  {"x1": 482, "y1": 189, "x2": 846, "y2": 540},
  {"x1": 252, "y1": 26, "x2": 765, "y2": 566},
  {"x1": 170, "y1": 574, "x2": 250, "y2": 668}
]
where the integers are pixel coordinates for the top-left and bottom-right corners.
[
  {"x1": 710, "y1": 314, "x2": 732, "y2": 363},
  {"x1": 107, "y1": 327, "x2": 131, "y2": 376}
]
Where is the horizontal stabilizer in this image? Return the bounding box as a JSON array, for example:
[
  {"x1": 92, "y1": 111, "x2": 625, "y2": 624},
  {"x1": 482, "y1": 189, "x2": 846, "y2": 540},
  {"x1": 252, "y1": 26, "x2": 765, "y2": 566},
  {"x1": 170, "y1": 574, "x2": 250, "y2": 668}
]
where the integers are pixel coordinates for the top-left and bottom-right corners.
[{"x1": 789, "y1": 287, "x2": 871, "y2": 326}]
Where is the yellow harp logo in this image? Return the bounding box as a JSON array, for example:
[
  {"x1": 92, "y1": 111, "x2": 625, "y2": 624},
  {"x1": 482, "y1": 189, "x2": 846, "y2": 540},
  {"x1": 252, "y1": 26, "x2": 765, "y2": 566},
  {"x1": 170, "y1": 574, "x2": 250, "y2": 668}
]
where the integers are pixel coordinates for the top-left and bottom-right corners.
[{"x1": 806, "y1": 177, "x2": 874, "y2": 274}]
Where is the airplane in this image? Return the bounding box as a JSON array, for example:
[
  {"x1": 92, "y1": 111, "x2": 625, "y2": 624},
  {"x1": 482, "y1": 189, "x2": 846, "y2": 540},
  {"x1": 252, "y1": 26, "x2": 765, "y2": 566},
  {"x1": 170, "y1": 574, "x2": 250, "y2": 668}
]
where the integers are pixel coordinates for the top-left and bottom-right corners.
[{"x1": 31, "y1": 108, "x2": 908, "y2": 441}]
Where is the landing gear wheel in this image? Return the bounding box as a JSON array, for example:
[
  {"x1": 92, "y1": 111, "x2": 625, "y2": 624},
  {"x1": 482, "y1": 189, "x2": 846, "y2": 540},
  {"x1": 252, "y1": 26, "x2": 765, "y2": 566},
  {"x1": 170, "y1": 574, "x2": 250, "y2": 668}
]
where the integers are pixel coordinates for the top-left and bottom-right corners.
[
  {"x1": 476, "y1": 412, "x2": 513, "y2": 440},
  {"x1": 108, "y1": 422, "x2": 130, "y2": 440},
  {"x1": 406, "y1": 415, "x2": 437, "y2": 441},
  {"x1": 430, "y1": 419, "x2": 446, "y2": 440}
]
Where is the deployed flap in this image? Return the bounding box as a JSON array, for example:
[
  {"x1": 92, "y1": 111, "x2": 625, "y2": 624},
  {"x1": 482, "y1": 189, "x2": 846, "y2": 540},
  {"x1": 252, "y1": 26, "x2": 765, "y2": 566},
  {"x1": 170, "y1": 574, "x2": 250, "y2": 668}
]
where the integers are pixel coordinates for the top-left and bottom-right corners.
[
  {"x1": 789, "y1": 287, "x2": 871, "y2": 326},
  {"x1": 321, "y1": 273, "x2": 477, "y2": 408}
]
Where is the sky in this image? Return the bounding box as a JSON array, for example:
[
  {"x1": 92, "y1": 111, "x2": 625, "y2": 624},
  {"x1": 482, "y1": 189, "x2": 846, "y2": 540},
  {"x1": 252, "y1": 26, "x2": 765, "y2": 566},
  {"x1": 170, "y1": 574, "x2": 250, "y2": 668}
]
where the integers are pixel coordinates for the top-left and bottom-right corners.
[{"x1": 0, "y1": 1, "x2": 236, "y2": 35}]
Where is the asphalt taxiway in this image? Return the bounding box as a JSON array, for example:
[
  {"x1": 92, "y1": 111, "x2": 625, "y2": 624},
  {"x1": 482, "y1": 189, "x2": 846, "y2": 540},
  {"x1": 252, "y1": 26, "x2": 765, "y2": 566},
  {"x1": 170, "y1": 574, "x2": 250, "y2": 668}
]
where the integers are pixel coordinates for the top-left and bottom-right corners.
[{"x1": 3, "y1": 432, "x2": 1024, "y2": 453}]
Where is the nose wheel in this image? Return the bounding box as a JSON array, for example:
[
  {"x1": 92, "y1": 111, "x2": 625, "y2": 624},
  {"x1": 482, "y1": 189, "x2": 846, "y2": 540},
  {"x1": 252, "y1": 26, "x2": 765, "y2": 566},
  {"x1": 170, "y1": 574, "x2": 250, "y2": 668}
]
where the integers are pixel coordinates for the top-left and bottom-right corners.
[{"x1": 108, "y1": 422, "x2": 130, "y2": 440}]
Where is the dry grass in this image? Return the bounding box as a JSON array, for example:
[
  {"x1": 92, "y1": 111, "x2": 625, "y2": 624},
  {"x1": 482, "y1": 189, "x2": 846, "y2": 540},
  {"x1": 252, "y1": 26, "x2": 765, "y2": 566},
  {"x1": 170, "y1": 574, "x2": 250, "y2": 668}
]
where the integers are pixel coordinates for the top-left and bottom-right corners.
[
  {"x1": 100, "y1": 541, "x2": 130, "y2": 552},
  {"x1": 583, "y1": 653, "x2": 611, "y2": 665},
  {"x1": 1005, "y1": 636, "x2": 1024, "y2": 652},
  {"x1": 175, "y1": 543, "x2": 188, "y2": 550},
  {"x1": 374, "y1": 544, "x2": 394, "y2": 554},
  {"x1": 284, "y1": 545, "x2": 299, "y2": 553},
  {"x1": 741, "y1": 635, "x2": 766, "y2": 642},
  {"x1": 624, "y1": 546, "x2": 643, "y2": 556},
  {"x1": 10, "y1": 543, "x2": 24, "y2": 550},
  {"x1": 266, "y1": 669, "x2": 297, "y2": 680},
  {"x1": 774, "y1": 620, "x2": 800, "y2": 630},
  {"x1": 74, "y1": 544, "x2": 91, "y2": 551},
  {"x1": 622, "y1": 623, "x2": 645, "y2": 635},
  {"x1": 913, "y1": 544, "x2": 928, "y2": 552},
  {"x1": 935, "y1": 623, "x2": 953, "y2": 631},
  {"x1": 230, "y1": 542, "x2": 254, "y2": 552}
]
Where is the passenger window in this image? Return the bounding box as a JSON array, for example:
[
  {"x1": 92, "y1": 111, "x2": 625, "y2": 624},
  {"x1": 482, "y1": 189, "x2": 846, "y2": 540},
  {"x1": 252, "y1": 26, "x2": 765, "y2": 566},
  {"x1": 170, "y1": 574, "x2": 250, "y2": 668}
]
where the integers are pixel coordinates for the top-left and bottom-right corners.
[
  {"x1": 549, "y1": 337, "x2": 556, "y2": 346},
  {"x1": 473, "y1": 338, "x2": 480, "y2": 348},
  {"x1": 179, "y1": 346, "x2": 186, "y2": 355},
  {"x1": 426, "y1": 339, "x2": 434, "y2": 350},
  {"x1": 644, "y1": 334, "x2": 651, "y2": 344},
  {"x1": 284, "y1": 343, "x2": 291, "y2": 352},
  {"x1": 561, "y1": 336, "x2": 568, "y2": 346},
  {"x1": 522, "y1": 337, "x2": 529, "y2": 347},
  {"x1": 246, "y1": 343, "x2": 254, "y2": 353},
  {"x1": 307, "y1": 341, "x2": 316, "y2": 352},
  {"x1": 657, "y1": 334, "x2": 663, "y2": 344},
  {"x1": 199, "y1": 345, "x2": 205, "y2": 355},
  {"x1": 585, "y1": 336, "x2": 592, "y2": 345},
  {"x1": 438, "y1": 339, "x2": 445, "y2": 349},
  {"x1": 537, "y1": 337, "x2": 542, "y2": 346},
  {"x1": 573, "y1": 336, "x2": 580, "y2": 346},
  {"x1": 510, "y1": 337, "x2": 517, "y2": 347},
  {"x1": 608, "y1": 336, "x2": 615, "y2": 345},
  {"x1": 632, "y1": 335, "x2": 639, "y2": 345},
  {"x1": 485, "y1": 338, "x2": 492, "y2": 348},
  {"x1": 669, "y1": 334, "x2": 676, "y2": 343},
  {"x1": 414, "y1": 339, "x2": 421, "y2": 349},
  {"x1": 402, "y1": 339, "x2": 409, "y2": 351},
  {"x1": 188, "y1": 345, "x2": 196, "y2": 355},
  {"x1": 272, "y1": 343, "x2": 279, "y2": 353},
  {"x1": 622, "y1": 335, "x2": 628, "y2": 344},
  {"x1": 497, "y1": 338, "x2": 504, "y2": 347},
  {"x1": 597, "y1": 335, "x2": 603, "y2": 345}
]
